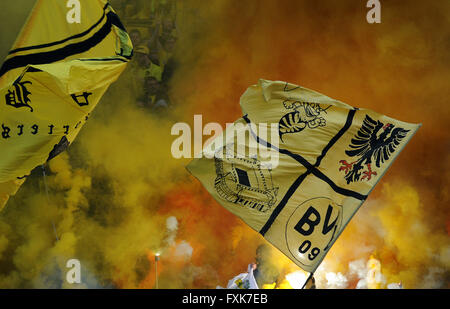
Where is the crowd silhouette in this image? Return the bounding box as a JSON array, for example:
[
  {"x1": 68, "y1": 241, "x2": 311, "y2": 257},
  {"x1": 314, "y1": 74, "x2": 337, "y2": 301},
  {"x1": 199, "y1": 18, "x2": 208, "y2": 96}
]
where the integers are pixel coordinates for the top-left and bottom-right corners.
[{"x1": 111, "y1": 0, "x2": 179, "y2": 112}]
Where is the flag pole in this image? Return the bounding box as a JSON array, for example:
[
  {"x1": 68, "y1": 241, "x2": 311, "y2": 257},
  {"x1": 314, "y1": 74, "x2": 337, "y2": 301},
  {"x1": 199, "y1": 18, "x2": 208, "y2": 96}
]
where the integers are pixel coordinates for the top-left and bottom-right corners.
[
  {"x1": 155, "y1": 253, "x2": 160, "y2": 289},
  {"x1": 301, "y1": 272, "x2": 314, "y2": 289},
  {"x1": 41, "y1": 165, "x2": 59, "y2": 242}
]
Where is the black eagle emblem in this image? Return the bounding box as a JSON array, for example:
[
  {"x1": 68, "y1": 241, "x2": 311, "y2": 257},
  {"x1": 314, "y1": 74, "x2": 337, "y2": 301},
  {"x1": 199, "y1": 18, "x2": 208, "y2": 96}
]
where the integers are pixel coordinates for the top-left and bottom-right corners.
[{"x1": 339, "y1": 115, "x2": 409, "y2": 184}]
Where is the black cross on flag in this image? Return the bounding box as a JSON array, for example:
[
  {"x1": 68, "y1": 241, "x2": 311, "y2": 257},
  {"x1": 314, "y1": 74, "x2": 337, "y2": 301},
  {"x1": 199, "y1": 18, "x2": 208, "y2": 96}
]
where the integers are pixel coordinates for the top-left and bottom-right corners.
[{"x1": 187, "y1": 79, "x2": 420, "y2": 274}]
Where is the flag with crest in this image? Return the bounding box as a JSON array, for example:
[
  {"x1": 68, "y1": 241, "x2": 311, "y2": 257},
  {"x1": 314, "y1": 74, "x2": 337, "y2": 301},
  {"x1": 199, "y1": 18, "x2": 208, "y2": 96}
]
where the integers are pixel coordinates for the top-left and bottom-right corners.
[{"x1": 187, "y1": 79, "x2": 420, "y2": 274}]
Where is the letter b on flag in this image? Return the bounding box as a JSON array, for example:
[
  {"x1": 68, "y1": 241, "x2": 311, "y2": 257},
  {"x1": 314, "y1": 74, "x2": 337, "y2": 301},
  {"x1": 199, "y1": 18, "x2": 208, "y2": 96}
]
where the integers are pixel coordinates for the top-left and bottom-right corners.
[{"x1": 286, "y1": 198, "x2": 343, "y2": 268}]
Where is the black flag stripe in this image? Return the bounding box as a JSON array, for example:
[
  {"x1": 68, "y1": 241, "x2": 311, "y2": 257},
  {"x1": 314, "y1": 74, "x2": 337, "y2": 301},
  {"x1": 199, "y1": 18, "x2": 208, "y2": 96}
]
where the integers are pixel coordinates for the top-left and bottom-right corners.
[
  {"x1": 241, "y1": 111, "x2": 366, "y2": 236},
  {"x1": 0, "y1": 7, "x2": 129, "y2": 78}
]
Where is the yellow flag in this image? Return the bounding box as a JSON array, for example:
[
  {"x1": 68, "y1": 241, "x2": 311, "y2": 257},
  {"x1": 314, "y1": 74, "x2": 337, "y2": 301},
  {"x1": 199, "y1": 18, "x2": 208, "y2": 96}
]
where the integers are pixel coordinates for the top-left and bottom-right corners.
[
  {"x1": 187, "y1": 79, "x2": 420, "y2": 274},
  {"x1": 0, "y1": 0, "x2": 132, "y2": 209}
]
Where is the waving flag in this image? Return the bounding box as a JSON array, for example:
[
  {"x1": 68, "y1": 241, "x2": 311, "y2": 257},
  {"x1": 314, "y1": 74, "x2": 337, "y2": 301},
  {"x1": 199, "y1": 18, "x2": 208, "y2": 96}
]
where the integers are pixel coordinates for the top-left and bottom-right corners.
[
  {"x1": 187, "y1": 79, "x2": 420, "y2": 274},
  {"x1": 0, "y1": 0, "x2": 132, "y2": 209}
]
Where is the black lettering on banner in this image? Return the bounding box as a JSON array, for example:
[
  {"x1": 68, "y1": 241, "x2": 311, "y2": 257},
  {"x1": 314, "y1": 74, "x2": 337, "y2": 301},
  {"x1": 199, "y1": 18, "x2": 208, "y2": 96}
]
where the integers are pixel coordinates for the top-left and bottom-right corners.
[
  {"x1": 298, "y1": 240, "x2": 321, "y2": 261},
  {"x1": 322, "y1": 205, "x2": 338, "y2": 234},
  {"x1": 2, "y1": 124, "x2": 11, "y2": 139},
  {"x1": 17, "y1": 124, "x2": 24, "y2": 135},
  {"x1": 294, "y1": 206, "x2": 320, "y2": 236},
  {"x1": 293, "y1": 204, "x2": 337, "y2": 261},
  {"x1": 298, "y1": 240, "x2": 311, "y2": 253},
  {"x1": 286, "y1": 197, "x2": 343, "y2": 265},
  {"x1": 71, "y1": 92, "x2": 92, "y2": 107},
  {"x1": 1, "y1": 124, "x2": 77, "y2": 137},
  {"x1": 5, "y1": 81, "x2": 33, "y2": 112},
  {"x1": 308, "y1": 247, "x2": 321, "y2": 260},
  {"x1": 31, "y1": 124, "x2": 38, "y2": 135}
]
